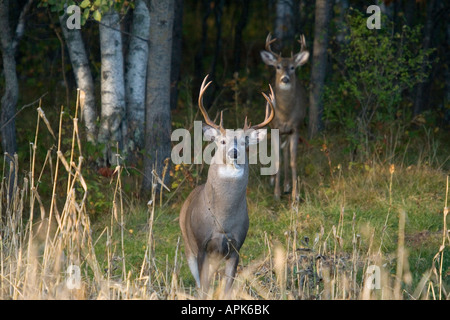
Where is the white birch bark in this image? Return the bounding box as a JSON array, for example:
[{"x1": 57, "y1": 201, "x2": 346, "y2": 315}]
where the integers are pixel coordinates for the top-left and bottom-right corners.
[
  {"x1": 59, "y1": 11, "x2": 97, "y2": 143},
  {"x1": 98, "y1": 9, "x2": 126, "y2": 166}
]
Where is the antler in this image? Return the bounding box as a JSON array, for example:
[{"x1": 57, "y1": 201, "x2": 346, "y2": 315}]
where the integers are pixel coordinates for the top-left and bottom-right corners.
[
  {"x1": 265, "y1": 33, "x2": 280, "y2": 59},
  {"x1": 291, "y1": 34, "x2": 308, "y2": 57},
  {"x1": 198, "y1": 75, "x2": 225, "y2": 134},
  {"x1": 298, "y1": 34, "x2": 307, "y2": 53},
  {"x1": 244, "y1": 84, "x2": 275, "y2": 131}
]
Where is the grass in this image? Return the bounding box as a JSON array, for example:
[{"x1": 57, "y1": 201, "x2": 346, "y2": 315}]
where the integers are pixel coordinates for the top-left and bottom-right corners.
[{"x1": 0, "y1": 86, "x2": 449, "y2": 300}]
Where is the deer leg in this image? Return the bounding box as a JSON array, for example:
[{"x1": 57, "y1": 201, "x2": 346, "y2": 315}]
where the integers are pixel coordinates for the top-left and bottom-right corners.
[
  {"x1": 290, "y1": 131, "x2": 299, "y2": 199},
  {"x1": 187, "y1": 254, "x2": 201, "y2": 288},
  {"x1": 197, "y1": 250, "x2": 211, "y2": 297},
  {"x1": 273, "y1": 137, "x2": 281, "y2": 200},
  {"x1": 223, "y1": 252, "x2": 239, "y2": 297},
  {"x1": 283, "y1": 137, "x2": 290, "y2": 193}
]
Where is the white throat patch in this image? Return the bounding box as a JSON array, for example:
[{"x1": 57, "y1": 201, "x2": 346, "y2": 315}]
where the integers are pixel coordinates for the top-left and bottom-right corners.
[
  {"x1": 218, "y1": 163, "x2": 244, "y2": 179},
  {"x1": 278, "y1": 82, "x2": 292, "y2": 90}
]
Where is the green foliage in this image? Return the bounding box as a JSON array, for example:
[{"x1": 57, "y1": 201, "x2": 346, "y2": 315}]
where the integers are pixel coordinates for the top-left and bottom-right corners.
[
  {"x1": 324, "y1": 9, "x2": 435, "y2": 159},
  {"x1": 38, "y1": 0, "x2": 133, "y2": 25}
]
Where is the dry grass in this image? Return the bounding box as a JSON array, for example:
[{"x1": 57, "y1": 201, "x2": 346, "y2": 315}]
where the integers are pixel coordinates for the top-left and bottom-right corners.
[{"x1": 0, "y1": 92, "x2": 448, "y2": 300}]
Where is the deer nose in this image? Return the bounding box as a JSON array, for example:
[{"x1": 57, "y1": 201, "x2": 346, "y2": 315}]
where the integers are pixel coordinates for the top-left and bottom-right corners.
[
  {"x1": 281, "y1": 76, "x2": 290, "y2": 84},
  {"x1": 227, "y1": 148, "x2": 239, "y2": 160}
]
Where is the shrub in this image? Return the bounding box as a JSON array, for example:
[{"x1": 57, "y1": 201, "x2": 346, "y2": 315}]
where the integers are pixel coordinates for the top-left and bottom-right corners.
[{"x1": 324, "y1": 9, "x2": 435, "y2": 160}]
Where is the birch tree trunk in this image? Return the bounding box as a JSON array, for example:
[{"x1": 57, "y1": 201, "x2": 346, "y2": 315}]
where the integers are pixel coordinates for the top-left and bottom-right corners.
[
  {"x1": 59, "y1": 11, "x2": 97, "y2": 143},
  {"x1": 98, "y1": 9, "x2": 126, "y2": 166},
  {"x1": 308, "y1": 0, "x2": 332, "y2": 139},
  {"x1": 142, "y1": 0, "x2": 175, "y2": 193},
  {"x1": 125, "y1": 0, "x2": 150, "y2": 157}
]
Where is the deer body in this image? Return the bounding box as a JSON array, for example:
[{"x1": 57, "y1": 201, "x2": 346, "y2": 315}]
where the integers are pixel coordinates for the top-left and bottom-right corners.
[
  {"x1": 271, "y1": 80, "x2": 307, "y2": 134},
  {"x1": 179, "y1": 158, "x2": 250, "y2": 293},
  {"x1": 260, "y1": 34, "x2": 309, "y2": 199},
  {"x1": 180, "y1": 75, "x2": 275, "y2": 296}
]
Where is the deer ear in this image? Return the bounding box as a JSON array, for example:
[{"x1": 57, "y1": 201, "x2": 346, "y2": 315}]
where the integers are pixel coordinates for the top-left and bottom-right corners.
[
  {"x1": 246, "y1": 128, "x2": 268, "y2": 145},
  {"x1": 260, "y1": 50, "x2": 277, "y2": 67},
  {"x1": 203, "y1": 125, "x2": 220, "y2": 142},
  {"x1": 294, "y1": 51, "x2": 309, "y2": 67}
]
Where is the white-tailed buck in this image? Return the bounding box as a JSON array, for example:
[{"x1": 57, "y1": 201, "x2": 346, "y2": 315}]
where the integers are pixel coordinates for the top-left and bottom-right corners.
[
  {"x1": 179, "y1": 75, "x2": 275, "y2": 297},
  {"x1": 260, "y1": 33, "x2": 309, "y2": 200}
]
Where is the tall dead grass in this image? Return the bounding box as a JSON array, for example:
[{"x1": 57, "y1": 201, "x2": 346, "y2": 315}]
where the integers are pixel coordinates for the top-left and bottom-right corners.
[{"x1": 0, "y1": 91, "x2": 448, "y2": 300}]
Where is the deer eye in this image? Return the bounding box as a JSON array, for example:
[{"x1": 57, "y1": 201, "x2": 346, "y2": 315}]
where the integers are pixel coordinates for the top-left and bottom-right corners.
[
  {"x1": 276, "y1": 65, "x2": 281, "y2": 70},
  {"x1": 220, "y1": 140, "x2": 226, "y2": 145},
  {"x1": 290, "y1": 66, "x2": 294, "y2": 70}
]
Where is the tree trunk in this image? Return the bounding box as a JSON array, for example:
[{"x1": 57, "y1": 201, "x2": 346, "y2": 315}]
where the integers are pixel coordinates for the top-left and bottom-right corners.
[
  {"x1": 98, "y1": 9, "x2": 126, "y2": 166},
  {"x1": 193, "y1": 0, "x2": 220, "y2": 110},
  {"x1": 210, "y1": 0, "x2": 224, "y2": 84},
  {"x1": 274, "y1": 0, "x2": 297, "y2": 52},
  {"x1": 308, "y1": 0, "x2": 332, "y2": 139},
  {"x1": 233, "y1": 0, "x2": 250, "y2": 73},
  {"x1": 404, "y1": 0, "x2": 416, "y2": 27},
  {"x1": 59, "y1": 11, "x2": 97, "y2": 143},
  {"x1": 194, "y1": 0, "x2": 212, "y2": 107},
  {"x1": 413, "y1": 0, "x2": 436, "y2": 116},
  {"x1": 142, "y1": 0, "x2": 175, "y2": 193},
  {"x1": 125, "y1": 0, "x2": 150, "y2": 157},
  {"x1": 170, "y1": 0, "x2": 184, "y2": 110},
  {"x1": 445, "y1": 18, "x2": 450, "y2": 121},
  {"x1": 336, "y1": 0, "x2": 349, "y2": 45},
  {"x1": 0, "y1": 0, "x2": 18, "y2": 185}
]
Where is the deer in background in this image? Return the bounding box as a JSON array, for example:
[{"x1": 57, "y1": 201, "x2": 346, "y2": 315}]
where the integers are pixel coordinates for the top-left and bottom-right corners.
[
  {"x1": 260, "y1": 33, "x2": 309, "y2": 200},
  {"x1": 179, "y1": 75, "x2": 275, "y2": 297}
]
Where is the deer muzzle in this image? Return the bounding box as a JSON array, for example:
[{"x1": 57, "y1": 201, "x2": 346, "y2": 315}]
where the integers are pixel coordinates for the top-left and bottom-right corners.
[
  {"x1": 227, "y1": 148, "x2": 240, "y2": 160},
  {"x1": 281, "y1": 76, "x2": 290, "y2": 84}
]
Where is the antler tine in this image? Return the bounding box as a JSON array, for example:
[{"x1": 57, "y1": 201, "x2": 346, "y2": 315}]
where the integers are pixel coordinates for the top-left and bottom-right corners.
[
  {"x1": 298, "y1": 34, "x2": 307, "y2": 52},
  {"x1": 250, "y1": 84, "x2": 275, "y2": 130},
  {"x1": 265, "y1": 33, "x2": 279, "y2": 58},
  {"x1": 243, "y1": 116, "x2": 250, "y2": 131},
  {"x1": 198, "y1": 75, "x2": 224, "y2": 132}
]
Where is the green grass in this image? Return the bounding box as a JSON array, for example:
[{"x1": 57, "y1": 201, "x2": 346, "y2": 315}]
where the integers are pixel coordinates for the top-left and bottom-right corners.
[
  {"x1": 87, "y1": 129, "x2": 449, "y2": 299},
  {"x1": 0, "y1": 85, "x2": 448, "y2": 299}
]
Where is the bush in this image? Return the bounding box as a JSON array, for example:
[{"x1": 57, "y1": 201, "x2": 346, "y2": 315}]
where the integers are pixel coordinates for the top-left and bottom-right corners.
[{"x1": 324, "y1": 9, "x2": 435, "y2": 160}]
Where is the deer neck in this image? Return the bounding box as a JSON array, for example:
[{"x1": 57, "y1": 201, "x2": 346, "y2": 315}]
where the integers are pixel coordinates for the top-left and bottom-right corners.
[
  {"x1": 204, "y1": 161, "x2": 249, "y2": 215},
  {"x1": 276, "y1": 81, "x2": 298, "y2": 109}
]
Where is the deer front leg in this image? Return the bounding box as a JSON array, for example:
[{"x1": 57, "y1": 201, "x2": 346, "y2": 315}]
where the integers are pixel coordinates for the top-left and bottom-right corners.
[
  {"x1": 283, "y1": 137, "x2": 290, "y2": 193},
  {"x1": 198, "y1": 250, "x2": 211, "y2": 298},
  {"x1": 187, "y1": 254, "x2": 201, "y2": 288},
  {"x1": 199, "y1": 249, "x2": 222, "y2": 298},
  {"x1": 273, "y1": 136, "x2": 281, "y2": 200},
  {"x1": 289, "y1": 131, "x2": 299, "y2": 199},
  {"x1": 223, "y1": 252, "x2": 239, "y2": 297}
]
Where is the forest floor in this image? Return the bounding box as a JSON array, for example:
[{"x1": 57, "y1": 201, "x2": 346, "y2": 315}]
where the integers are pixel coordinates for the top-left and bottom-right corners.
[
  {"x1": 1, "y1": 86, "x2": 449, "y2": 300},
  {"x1": 89, "y1": 124, "x2": 450, "y2": 300}
]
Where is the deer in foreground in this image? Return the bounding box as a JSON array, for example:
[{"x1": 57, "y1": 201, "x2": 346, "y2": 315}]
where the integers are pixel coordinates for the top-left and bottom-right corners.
[
  {"x1": 260, "y1": 33, "x2": 309, "y2": 200},
  {"x1": 179, "y1": 75, "x2": 275, "y2": 297}
]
